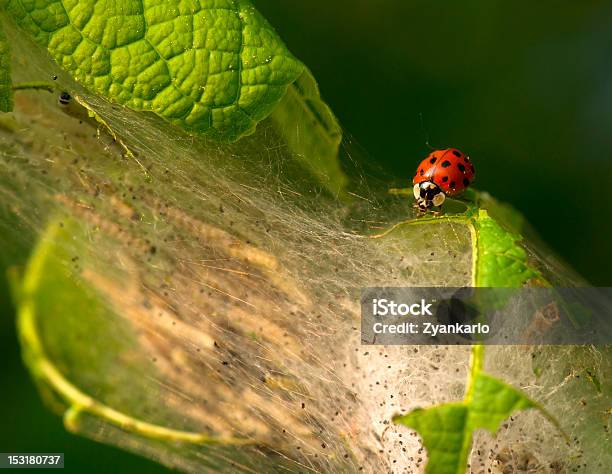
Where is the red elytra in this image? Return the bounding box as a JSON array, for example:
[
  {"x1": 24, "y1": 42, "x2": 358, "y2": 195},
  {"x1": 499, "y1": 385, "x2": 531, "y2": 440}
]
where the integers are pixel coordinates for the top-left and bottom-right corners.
[{"x1": 412, "y1": 148, "x2": 475, "y2": 196}]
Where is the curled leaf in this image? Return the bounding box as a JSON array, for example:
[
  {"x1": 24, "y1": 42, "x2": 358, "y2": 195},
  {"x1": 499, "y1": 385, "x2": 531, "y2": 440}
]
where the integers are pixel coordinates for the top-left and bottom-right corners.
[
  {"x1": 270, "y1": 67, "x2": 346, "y2": 196},
  {"x1": 3, "y1": 0, "x2": 304, "y2": 141}
]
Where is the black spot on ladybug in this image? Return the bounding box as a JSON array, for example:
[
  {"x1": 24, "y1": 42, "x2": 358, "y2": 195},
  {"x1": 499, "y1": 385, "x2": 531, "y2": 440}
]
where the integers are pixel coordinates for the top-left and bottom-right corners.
[
  {"x1": 463, "y1": 178, "x2": 470, "y2": 187},
  {"x1": 419, "y1": 169, "x2": 424, "y2": 176},
  {"x1": 441, "y1": 160, "x2": 451, "y2": 168},
  {"x1": 442, "y1": 176, "x2": 449, "y2": 182},
  {"x1": 450, "y1": 181, "x2": 456, "y2": 189},
  {"x1": 457, "y1": 163, "x2": 466, "y2": 172},
  {"x1": 452, "y1": 150, "x2": 462, "y2": 157},
  {"x1": 430, "y1": 157, "x2": 437, "y2": 164}
]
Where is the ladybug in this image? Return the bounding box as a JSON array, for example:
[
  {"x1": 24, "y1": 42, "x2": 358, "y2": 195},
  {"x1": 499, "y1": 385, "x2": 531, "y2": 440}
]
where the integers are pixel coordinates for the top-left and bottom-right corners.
[{"x1": 412, "y1": 148, "x2": 475, "y2": 210}]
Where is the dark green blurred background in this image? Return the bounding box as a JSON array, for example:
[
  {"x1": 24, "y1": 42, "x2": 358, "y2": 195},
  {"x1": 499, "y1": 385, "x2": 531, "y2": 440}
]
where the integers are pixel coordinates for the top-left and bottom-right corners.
[{"x1": 2, "y1": 1, "x2": 611, "y2": 472}]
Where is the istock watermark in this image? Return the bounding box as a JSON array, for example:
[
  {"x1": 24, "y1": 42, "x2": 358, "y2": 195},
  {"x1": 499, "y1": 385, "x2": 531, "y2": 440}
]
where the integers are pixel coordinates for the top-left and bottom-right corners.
[
  {"x1": 372, "y1": 298, "x2": 433, "y2": 316},
  {"x1": 361, "y1": 287, "x2": 612, "y2": 345}
]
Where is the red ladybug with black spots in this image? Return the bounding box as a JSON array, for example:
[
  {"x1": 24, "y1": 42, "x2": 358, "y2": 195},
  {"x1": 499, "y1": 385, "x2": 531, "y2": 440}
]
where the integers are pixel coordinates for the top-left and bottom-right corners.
[{"x1": 412, "y1": 148, "x2": 475, "y2": 210}]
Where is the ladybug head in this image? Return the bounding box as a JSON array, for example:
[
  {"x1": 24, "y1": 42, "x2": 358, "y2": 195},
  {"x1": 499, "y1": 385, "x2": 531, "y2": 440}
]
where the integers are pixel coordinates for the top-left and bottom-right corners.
[{"x1": 413, "y1": 181, "x2": 445, "y2": 210}]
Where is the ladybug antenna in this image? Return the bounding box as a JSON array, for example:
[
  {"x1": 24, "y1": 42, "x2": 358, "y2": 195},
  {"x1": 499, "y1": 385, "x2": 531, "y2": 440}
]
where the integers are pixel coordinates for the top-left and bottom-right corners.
[{"x1": 418, "y1": 112, "x2": 435, "y2": 150}]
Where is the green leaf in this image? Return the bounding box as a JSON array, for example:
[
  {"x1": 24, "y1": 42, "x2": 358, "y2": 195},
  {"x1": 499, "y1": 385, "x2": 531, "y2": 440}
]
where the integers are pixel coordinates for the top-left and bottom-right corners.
[
  {"x1": 270, "y1": 67, "x2": 346, "y2": 196},
  {"x1": 462, "y1": 189, "x2": 526, "y2": 235},
  {"x1": 371, "y1": 193, "x2": 545, "y2": 288},
  {"x1": 467, "y1": 373, "x2": 535, "y2": 431},
  {"x1": 18, "y1": 218, "x2": 149, "y2": 406},
  {"x1": 2, "y1": 0, "x2": 304, "y2": 141},
  {"x1": 16, "y1": 217, "x2": 284, "y2": 471},
  {"x1": 394, "y1": 374, "x2": 536, "y2": 474},
  {"x1": 0, "y1": 20, "x2": 13, "y2": 112},
  {"x1": 393, "y1": 346, "x2": 561, "y2": 474},
  {"x1": 473, "y1": 209, "x2": 541, "y2": 287},
  {"x1": 395, "y1": 403, "x2": 469, "y2": 474}
]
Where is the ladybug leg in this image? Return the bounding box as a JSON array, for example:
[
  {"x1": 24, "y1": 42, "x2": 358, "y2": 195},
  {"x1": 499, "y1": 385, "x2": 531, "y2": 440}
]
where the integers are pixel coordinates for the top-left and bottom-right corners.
[
  {"x1": 432, "y1": 206, "x2": 444, "y2": 217},
  {"x1": 415, "y1": 205, "x2": 429, "y2": 216}
]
